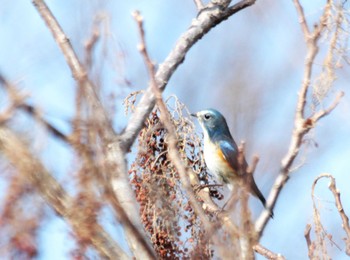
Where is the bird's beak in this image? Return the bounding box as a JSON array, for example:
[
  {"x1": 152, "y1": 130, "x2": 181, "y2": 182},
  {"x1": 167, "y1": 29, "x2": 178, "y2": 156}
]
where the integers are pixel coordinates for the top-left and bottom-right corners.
[{"x1": 190, "y1": 112, "x2": 198, "y2": 118}]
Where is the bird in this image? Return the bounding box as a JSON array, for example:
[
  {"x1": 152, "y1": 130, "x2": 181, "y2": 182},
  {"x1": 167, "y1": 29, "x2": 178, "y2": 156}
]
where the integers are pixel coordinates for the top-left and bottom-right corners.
[{"x1": 191, "y1": 108, "x2": 272, "y2": 216}]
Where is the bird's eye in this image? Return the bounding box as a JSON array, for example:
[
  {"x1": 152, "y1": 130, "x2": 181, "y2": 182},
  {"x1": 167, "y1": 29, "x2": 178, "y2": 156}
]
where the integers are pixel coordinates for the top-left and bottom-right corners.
[{"x1": 204, "y1": 114, "x2": 211, "y2": 120}]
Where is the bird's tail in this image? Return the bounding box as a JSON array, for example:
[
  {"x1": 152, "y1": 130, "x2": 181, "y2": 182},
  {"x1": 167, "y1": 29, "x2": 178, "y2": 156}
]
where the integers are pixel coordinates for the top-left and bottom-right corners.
[{"x1": 250, "y1": 179, "x2": 274, "y2": 218}]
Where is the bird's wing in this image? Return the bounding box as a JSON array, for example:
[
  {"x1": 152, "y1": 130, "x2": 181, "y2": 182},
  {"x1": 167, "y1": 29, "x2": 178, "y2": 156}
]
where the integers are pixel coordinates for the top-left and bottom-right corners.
[
  {"x1": 220, "y1": 140, "x2": 269, "y2": 212},
  {"x1": 219, "y1": 140, "x2": 246, "y2": 177}
]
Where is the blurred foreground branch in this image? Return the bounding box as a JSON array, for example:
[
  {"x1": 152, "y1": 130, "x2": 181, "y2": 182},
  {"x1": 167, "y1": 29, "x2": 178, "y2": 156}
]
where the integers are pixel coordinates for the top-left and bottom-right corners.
[
  {"x1": 31, "y1": 1, "x2": 155, "y2": 258},
  {"x1": 32, "y1": 0, "x2": 112, "y2": 132},
  {"x1": 0, "y1": 127, "x2": 128, "y2": 259}
]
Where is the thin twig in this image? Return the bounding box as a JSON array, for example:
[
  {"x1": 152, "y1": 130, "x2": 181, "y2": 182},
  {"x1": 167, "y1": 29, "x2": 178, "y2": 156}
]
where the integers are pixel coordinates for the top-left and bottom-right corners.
[
  {"x1": 0, "y1": 74, "x2": 28, "y2": 124},
  {"x1": 312, "y1": 92, "x2": 344, "y2": 122},
  {"x1": 21, "y1": 104, "x2": 68, "y2": 142},
  {"x1": 253, "y1": 243, "x2": 285, "y2": 260}
]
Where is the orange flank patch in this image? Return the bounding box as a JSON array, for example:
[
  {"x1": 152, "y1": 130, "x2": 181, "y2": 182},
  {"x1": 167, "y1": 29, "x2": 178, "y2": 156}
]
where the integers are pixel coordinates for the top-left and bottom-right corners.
[{"x1": 216, "y1": 146, "x2": 234, "y2": 171}]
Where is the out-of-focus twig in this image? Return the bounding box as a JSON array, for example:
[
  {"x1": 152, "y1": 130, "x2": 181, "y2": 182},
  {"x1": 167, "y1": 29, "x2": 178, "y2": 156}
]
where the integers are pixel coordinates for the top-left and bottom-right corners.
[
  {"x1": 20, "y1": 104, "x2": 68, "y2": 142},
  {"x1": 237, "y1": 142, "x2": 256, "y2": 260},
  {"x1": 120, "y1": 0, "x2": 256, "y2": 152},
  {"x1": 0, "y1": 127, "x2": 128, "y2": 260},
  {"x1": 0, "y1": 74, "x2": 28, "y2": 124},
  {"x1": 253, "y1": 243, "x2": 285, "y2": 260},
  {"x1": 0, "y1": 73, "x2": 69, "y2": 143},
  {"x1": 255, "y1": 0, "x2": 343, "y2": 236},
  {"x1": 84, "y1": 22, "x2": 100, "y2": 70}
]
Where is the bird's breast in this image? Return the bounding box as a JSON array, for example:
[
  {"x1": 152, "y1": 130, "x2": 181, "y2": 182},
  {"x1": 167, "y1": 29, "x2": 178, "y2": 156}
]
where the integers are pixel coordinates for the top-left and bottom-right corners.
[{"x1": 203, "y1": 138, "x2": 235, "y2": 183}]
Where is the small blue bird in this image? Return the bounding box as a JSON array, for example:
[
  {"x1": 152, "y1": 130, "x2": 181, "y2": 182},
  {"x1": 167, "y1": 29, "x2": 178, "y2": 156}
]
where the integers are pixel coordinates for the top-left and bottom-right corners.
[{"x1": 192, "y1": 108, "x2": 271, "y2": 214}]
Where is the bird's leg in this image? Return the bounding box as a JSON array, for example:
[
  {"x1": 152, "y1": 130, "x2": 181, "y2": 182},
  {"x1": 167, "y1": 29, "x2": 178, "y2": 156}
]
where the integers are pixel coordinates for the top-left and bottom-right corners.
[{"x1": 193, "y1": 183, "x2": 223, "y2": 193}]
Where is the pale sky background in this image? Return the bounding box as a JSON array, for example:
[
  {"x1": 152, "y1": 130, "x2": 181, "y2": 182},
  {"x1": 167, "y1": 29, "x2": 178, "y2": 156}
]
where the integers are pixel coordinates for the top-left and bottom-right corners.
[{"x1": 1, "y1": 0, "x2": 350, "y2": 259}]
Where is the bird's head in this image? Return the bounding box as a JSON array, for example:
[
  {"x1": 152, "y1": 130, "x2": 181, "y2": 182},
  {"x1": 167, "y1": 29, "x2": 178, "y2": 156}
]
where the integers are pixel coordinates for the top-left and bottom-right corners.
[{"x1": 191, "y1": 109, "x2": 230, "y2": 139}]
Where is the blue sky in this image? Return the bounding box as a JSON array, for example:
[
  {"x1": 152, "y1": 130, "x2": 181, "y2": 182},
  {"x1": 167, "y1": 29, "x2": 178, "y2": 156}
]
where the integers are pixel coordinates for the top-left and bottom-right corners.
[{"x1": 1, "y1": 0, "x2": 350, "y2": 259}]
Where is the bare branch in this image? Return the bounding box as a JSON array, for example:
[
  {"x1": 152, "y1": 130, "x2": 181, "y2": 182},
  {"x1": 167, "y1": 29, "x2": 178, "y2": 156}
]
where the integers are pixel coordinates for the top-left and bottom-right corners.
[
  {"x1": 255, "y1": 0, "x2": 341, "y2": 236},
  {"x1": 119, "y1": 0, "x2": 256, "y2": 152}
]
